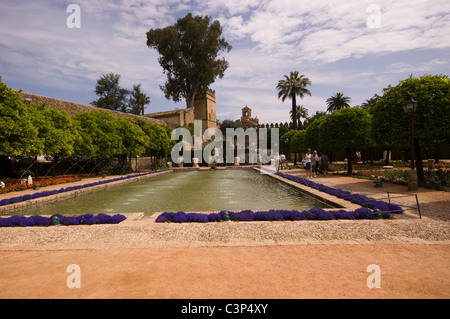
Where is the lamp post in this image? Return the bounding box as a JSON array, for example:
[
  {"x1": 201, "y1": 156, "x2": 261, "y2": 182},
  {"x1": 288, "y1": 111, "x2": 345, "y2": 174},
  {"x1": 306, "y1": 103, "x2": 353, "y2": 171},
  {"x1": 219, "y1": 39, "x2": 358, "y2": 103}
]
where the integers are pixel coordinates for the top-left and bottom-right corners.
[
  {"x1": 284, "y1": 136, "x2": 290, "y2": 165},
  {"x1": 402, "y1": 92, "x2": 418, "y2": 191}
]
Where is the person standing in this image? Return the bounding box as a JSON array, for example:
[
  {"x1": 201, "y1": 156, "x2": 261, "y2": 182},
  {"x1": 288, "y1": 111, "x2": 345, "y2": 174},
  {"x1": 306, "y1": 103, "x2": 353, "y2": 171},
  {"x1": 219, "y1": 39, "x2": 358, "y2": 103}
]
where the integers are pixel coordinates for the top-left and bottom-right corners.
[
  {"x1": 280, "y1": 153, "x2": 287, "y2": 169},
  {"x1": 320, "y1": 152, "x2": 329, "y2": 176},
  {"x1": 303, "y1": 148, "x2": 312, "y2": 178},
  {"x1": 311, "y1": 150, "x2": 319, "y2": 178}
]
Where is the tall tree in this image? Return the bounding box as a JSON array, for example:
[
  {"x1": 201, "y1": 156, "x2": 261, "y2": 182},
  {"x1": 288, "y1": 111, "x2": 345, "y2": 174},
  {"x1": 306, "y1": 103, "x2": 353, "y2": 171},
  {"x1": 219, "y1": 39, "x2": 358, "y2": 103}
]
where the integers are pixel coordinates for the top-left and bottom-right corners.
[
  {"x1": 277, "y1": 71, "x2": 312, "y2": 130},
  {"x1": 91, "y1": 73, "x2": 130, "y2": 113},
  {"x1": 146, "y1": 13, "x2": 232, "y2": 108},
  {"x1": 371, "y1": 74, "x2": 450, "y2": 184},
  {"x1": 129, "y1": 84, "x2": 150, "y2": 115},
  {"x1": 326, "y1": 92, "x2": 351, "y2": 113},
  {"x1": 320, "y1": 107, "x2": 372, "y2": 175}
]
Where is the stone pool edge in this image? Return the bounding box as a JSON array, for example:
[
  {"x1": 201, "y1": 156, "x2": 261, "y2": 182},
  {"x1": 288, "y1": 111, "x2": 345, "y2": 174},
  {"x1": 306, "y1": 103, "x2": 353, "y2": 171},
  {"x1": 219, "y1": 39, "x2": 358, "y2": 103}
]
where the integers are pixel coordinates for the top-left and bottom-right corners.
[{"x1": 252, "y1": 167, "x2": 361, "y2": 211}]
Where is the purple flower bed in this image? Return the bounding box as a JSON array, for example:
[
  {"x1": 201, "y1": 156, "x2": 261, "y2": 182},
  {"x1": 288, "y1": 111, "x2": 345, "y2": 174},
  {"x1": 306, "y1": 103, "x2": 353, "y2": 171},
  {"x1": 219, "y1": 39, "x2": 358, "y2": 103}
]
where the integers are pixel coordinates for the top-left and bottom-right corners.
[
  {"x1": 0, "y1": 213, "x2": 126, "y2": 227},
  {"x1": 274, "y1": 171, "x2": 403, "y2": 214},
  {"x1": 0, "y1": 170, "x2": 167, "y2": 208},
  {"x1": 155, "y1": 207, "x2": 388, "y2": 223}
]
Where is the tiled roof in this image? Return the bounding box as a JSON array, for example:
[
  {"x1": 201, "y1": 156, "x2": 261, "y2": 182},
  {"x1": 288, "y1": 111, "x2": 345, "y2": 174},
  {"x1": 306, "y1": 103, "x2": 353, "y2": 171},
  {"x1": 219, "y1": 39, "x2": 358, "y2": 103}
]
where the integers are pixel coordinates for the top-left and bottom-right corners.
[{"x1": 19, "y1": 92, "x2": 167, "y2": 126}]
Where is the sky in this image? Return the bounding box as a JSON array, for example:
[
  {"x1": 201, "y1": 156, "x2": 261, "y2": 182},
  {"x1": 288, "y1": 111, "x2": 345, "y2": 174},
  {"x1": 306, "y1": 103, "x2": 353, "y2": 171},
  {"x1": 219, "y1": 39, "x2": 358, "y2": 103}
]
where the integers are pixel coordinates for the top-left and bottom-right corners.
[{"x1": 1, "y1": 0, "x2": 449, "y2": 125}]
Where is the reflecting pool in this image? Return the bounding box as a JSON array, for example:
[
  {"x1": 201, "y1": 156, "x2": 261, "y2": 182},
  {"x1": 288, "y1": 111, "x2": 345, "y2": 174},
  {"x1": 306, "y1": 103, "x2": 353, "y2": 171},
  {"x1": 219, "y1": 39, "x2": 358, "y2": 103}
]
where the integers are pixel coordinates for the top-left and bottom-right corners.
[{"x1": 13, "y1": 169, "x2": 330, "y2": 216}]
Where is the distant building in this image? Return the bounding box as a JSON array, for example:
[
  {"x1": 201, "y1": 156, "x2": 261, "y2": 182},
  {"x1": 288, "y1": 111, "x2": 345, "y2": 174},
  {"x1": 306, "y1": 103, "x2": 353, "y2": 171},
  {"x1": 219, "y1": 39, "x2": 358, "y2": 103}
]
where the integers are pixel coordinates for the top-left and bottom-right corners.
[{"x1": 236, "y1": 106, "x2": 259, "y2": 129}]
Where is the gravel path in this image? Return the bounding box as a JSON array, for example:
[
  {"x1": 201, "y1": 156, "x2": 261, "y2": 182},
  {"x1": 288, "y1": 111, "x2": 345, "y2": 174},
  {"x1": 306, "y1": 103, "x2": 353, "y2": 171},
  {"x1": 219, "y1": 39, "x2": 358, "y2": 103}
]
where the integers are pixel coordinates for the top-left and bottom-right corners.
[{"x1": 0, "y1": 213, "x2": 449, "y2": 250}]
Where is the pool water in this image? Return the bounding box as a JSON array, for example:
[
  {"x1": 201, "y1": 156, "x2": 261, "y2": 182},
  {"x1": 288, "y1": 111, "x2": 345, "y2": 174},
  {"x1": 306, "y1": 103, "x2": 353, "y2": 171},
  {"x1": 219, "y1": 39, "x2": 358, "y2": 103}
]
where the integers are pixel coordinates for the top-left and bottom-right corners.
[{"x1": 13, "y1": 169, "x2": 330, "y2": 216}]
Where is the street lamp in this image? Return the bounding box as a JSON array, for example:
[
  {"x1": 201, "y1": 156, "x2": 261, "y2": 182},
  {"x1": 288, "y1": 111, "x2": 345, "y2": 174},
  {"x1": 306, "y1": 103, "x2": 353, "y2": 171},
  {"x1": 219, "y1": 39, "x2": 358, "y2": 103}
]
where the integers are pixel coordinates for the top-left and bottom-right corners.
[
  {"x1": 402, "y1": 92, "x2": 418, "y2": 190},
  {"x1": 284, "y1": 136, "x2": 290, "y2": 159}
]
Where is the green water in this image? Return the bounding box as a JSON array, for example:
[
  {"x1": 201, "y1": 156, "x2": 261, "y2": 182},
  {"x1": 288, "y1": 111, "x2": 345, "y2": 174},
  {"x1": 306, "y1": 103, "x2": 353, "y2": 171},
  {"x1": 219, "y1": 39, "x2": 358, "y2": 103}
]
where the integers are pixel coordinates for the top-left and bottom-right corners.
[{"x1": 12, "y1": 169, "x2": 330, "y2": 216}]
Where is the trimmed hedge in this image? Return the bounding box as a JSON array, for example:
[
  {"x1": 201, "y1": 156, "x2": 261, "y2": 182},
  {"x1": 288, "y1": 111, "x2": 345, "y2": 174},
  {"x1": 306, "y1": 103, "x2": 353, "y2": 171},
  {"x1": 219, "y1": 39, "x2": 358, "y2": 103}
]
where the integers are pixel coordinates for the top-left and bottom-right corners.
[
  {"x1": 0, "y1": 213, "x2": 126, "y2": 227},
  {"x1": 155, "y1": 207, "x2": 390, "y2": 223}
]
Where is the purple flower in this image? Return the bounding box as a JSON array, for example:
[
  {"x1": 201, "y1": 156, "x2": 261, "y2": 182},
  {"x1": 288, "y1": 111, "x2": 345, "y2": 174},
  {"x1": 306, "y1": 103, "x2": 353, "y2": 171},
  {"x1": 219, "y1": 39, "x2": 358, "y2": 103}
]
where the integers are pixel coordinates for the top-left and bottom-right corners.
[
  {"x1": 173, "y1": 211, "x2": 188, "y2": 223},
  {"x1": 207, "y1": 213, "x2": 222, "y2": 222}
]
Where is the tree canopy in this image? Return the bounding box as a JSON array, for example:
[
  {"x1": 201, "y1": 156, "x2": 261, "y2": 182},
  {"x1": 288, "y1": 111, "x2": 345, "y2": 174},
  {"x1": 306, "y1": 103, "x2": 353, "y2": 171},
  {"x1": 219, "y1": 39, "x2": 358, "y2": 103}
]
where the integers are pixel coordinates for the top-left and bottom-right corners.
[
  {"x1": 320, "y1": 107, "x2": 372, "y2": 174},
  {"x1": 129, "y1": 84, "x2": 151, "y2": 115},
  {"x1": 1, "y1": 76, "x2": 173, "y2": 177},
  {"x1": 371, "y1": 74, "x2": 450, "y2": 182},
  {"x1": 146, "y1": 13, "x2": 232, "y2": 108},
  {"x1": 326, "y1": 92, "x2": 351, "y2": 113},
  {"x1": 91, "y1": 73, "x2": 130, "y2": 113}
]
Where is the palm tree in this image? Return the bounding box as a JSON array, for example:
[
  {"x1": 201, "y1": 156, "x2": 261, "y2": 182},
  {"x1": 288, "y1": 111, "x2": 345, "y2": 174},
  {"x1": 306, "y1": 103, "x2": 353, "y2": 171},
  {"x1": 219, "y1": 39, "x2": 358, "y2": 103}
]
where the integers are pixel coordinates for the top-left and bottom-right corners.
[
  {"x1": 277, "y1": 71, "x2": 312, "y2": 130},
  {"x1": 326, "y1": 92, "x2": 351, "y2": 113},
  {"x1": 360, "y1": 94, "x2": 380, "y2": 113},
  {"x1": 289, "y1": 105, "x2": 309, "y2": 129}
]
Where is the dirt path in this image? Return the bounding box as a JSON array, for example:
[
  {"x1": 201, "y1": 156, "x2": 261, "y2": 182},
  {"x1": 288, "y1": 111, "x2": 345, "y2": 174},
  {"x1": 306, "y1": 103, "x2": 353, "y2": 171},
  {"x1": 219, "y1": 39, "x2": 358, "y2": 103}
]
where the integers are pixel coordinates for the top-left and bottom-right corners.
[
  {"x1": 1, "y1": 168, "x2": 449, "y2": 299},
  {"x1": 1, "y1": 244, "x2": 449, "y2": 299}
]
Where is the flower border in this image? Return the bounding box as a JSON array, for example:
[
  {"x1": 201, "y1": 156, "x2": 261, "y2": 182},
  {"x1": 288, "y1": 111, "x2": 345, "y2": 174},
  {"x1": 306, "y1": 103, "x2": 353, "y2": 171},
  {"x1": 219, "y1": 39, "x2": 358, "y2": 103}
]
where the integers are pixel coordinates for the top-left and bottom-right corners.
[
  {"x1": 155, "y1": 207, "x2": 389, "y2": 223},
  {"x1": 274, "y1": 171, "x2": 403, "y2": 214},
  {"x1": 0, "y1": 213, "x2": 126, "y2": 227}
]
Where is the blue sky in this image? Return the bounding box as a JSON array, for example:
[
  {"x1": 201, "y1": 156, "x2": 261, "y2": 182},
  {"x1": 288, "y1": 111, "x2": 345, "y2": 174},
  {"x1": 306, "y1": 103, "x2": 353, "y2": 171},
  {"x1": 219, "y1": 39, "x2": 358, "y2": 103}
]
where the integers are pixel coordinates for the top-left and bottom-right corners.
[{"x1": 1, "y1": 0, "x2": 449, "y2": 124}]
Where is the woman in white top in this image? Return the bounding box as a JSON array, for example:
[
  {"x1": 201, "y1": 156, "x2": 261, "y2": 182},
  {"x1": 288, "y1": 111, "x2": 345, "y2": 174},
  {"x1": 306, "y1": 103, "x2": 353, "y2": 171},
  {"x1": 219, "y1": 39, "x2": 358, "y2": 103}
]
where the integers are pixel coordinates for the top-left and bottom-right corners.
[{"x1": 303, "y1": 148, "x2": 312, "y2": 178}]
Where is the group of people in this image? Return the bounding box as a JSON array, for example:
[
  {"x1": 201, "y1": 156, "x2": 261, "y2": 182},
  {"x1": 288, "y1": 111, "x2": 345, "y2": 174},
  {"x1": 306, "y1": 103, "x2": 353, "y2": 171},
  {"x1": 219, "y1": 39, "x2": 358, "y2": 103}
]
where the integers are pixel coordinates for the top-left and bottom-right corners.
[
  {"x1": 302, "y1": 148, "x2": 328, "y2": 178},
  {"x1": 275, "y1": 149, "x2": 329, "y2": 178}
]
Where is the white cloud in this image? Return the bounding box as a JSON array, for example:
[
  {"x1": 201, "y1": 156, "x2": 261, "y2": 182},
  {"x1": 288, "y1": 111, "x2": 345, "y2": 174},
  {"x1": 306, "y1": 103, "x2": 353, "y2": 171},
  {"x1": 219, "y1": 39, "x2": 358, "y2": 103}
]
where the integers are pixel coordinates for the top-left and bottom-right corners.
[{"x1": 0, "y1": 0, "x2": 449, "y2": 122}]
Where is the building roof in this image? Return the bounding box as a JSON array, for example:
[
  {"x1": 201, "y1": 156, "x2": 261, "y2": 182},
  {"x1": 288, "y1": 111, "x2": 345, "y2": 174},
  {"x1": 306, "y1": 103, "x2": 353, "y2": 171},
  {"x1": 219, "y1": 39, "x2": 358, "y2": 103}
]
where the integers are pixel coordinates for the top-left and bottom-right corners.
[
  {"x1": 19, "y1": 92, "x2": 167, "y2": 126},
  {"x1": 143, "y1": 108, "x2": 185, "y2": 118}
]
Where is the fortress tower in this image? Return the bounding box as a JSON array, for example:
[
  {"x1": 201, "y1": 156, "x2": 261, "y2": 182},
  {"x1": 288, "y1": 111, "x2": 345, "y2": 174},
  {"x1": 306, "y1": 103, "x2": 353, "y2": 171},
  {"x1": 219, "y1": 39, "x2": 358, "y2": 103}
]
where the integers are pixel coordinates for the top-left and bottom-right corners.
[{"x1": 193, "y1": 90, "x2": 217, "y2": 131}]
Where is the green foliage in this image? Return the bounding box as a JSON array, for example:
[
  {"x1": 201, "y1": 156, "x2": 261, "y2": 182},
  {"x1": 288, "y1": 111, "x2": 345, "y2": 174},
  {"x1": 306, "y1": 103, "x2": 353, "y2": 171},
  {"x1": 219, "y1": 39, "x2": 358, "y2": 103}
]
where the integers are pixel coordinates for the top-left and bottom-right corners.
[
  {"x1": 0, "y1": 77, "x2": 42, "y2": 156},
  {"x1": 35, "y1": 107, "x2": 78, "y2": 156},
  {"x1": 74, "y1": 111, "x2": 124, "y2": 158},
  {"x1": 290, "y1": 130, "x2": 306, "y2": 154},
  {"x1": 128, "y1": 83, "x2": 150, "y2": 115},
  {"x1": 320, "y1": 107, "x2": 372, "y2": 151},
  {"x1": 146, "y1": 13, "x2": 232, "y2": 108},
  {"x1": 280, "y1": 130, "x2": 296, "y2": 155},
  {"x1": 372, "y1": 74, "x2": 450, "y2": 149},
  {"x1": 139, "y1": 122, "x2": 174, "y2": 158},
  {"x1": 0, "y1": 77, "x2": 174, "y2": 177},
  {"x1": 326, "y1": 92, "x2": 351, "y2": 113},
  {"x1": 117, "y1": 117, "x2": 150, "y2": 157},
  {"x1": 320, "y1": 107, "x2": 372, "y2": 174},
  {"x1": 305, "y1": 116, "x2": 325, "y2": 152},
  {"x1": 219, "y1": 119, "x2": 242, "y2": 135},
  {"x1": 91, "y1": 73, "x2": 130, "y2": 112}
]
